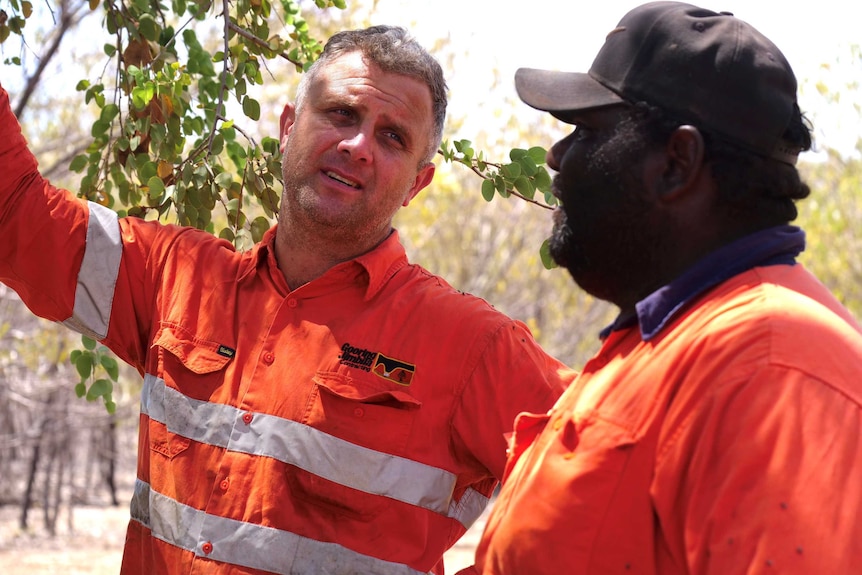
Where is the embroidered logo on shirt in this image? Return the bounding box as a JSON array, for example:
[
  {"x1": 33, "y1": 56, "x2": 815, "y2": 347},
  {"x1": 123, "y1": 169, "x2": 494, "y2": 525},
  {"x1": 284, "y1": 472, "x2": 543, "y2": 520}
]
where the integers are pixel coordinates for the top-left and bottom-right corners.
[
  {"x1": 372, "y1": 354, "x2": 415, "y2": 386},
  {"x1": 339, "y1": 343, "x2": 415, "y2": 386}
]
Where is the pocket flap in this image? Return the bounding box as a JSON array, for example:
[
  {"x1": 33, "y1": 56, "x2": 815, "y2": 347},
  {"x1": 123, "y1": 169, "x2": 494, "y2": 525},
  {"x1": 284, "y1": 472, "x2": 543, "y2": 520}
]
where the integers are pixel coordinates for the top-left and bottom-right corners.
[
  {"x1": 313, "y1": 372, "x2": 422, "y2": 408},
  {"x1": 153, "y1": 326, "x2": 233, "y2": 375}
]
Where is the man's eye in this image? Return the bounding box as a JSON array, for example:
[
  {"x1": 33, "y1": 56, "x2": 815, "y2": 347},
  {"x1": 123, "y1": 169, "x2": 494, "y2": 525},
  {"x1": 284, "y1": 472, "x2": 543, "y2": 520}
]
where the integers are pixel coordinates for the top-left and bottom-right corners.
[{"x1": 383, "y1": 131, "x2": 404, "y2": 145}]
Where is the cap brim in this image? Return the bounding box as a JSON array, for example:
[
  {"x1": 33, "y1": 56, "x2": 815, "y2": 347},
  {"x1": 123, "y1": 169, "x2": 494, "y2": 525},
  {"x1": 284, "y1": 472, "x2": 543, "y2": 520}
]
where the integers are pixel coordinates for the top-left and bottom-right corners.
[{"x1": 515, "y1": 68, "x2": 625, "y2": 124}]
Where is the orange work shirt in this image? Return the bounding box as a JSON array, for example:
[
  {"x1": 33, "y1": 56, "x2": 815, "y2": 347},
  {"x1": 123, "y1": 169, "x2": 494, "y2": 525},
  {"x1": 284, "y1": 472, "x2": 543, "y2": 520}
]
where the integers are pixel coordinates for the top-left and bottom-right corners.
[
  {"x1": 0, "y1": 87, "x2": 570, "y2": 574},
  {"x1": 468, "y1": 263, "x2": 862, "y2": 574}
]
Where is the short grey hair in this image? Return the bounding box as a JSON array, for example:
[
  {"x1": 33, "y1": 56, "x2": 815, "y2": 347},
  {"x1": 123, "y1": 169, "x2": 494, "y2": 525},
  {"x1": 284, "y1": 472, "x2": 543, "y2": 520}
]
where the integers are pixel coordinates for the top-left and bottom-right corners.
[{"x1": 295, "y1": 25, "x2": 448, "y2": 163}]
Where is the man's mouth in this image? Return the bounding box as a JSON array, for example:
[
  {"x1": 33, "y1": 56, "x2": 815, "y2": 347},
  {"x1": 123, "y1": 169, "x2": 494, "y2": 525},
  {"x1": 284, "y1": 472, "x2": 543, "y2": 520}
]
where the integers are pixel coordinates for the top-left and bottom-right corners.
[{"x1": 325, "y1": 171, "x2": 360, "y2": 189}]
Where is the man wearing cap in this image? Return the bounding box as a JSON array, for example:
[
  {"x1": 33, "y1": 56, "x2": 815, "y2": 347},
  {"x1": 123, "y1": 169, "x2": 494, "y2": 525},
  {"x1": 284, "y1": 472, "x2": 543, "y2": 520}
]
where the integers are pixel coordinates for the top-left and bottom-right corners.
[{"x1": 461, "y1": 2, "x2": 862, "y2": 574}]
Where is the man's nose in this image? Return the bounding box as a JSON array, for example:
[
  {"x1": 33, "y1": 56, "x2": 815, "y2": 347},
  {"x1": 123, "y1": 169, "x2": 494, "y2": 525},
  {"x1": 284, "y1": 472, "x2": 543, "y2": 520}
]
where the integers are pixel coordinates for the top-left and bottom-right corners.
[
  {"x1": 337, "y1": 130, "x2": 373, "y2": 162},
  {"x1": 546, "y1": 142, "x2": 561, "y2": 171}
]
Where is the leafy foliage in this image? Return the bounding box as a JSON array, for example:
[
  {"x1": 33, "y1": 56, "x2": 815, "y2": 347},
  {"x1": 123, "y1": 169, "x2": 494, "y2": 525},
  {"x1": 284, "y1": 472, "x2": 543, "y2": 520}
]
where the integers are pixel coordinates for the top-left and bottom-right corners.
[
  {"x1": 798, "y1": 150, "x2": 862, "y2": 319},
  {"x1": 440, "y1": 140, "x2": 558, "y2": 268},
  {"x1": 3, "y1": 0, "x2": 347, "y2": 247},
  {"x1": 70, "y1": 335, "x2": 119, "y2": 412}
]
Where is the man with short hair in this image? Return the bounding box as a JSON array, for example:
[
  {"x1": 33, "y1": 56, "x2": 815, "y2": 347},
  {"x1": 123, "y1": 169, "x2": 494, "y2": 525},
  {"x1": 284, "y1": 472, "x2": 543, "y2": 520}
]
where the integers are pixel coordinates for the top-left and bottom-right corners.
[
  {"x1": 0, "y1": 26, "x2": 570, "y2": 574},
  {"x1": 463, "y1": 3, "x2": 862, "y2": 573}
]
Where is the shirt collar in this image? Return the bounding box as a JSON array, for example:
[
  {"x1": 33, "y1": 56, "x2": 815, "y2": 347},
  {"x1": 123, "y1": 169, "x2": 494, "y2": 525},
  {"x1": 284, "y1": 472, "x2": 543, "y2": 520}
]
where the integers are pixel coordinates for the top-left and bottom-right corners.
[
  {"x1": 600, "y1": 225, "x2": 806, "y2": 341},
  {"x1": 246, "y1": 226, "x2": 408, "y2": 300}
]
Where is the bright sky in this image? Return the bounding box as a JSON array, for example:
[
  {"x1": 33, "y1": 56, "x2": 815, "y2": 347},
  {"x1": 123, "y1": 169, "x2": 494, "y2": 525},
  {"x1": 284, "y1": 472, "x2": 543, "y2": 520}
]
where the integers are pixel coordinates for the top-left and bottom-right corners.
[{"x1": 362, "y1": 0, "x2": 861, "y2": 160}]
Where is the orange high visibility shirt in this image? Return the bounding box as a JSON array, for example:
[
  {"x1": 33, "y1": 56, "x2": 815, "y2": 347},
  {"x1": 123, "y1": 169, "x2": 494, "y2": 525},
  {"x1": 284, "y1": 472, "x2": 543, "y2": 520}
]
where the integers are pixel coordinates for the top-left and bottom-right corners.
[
  {"x1": 0, "y1": 88, "x2": 571, "y2": 574},
  {"x1": 467, "y1": 263, "x2": 862, "y2": 574}
]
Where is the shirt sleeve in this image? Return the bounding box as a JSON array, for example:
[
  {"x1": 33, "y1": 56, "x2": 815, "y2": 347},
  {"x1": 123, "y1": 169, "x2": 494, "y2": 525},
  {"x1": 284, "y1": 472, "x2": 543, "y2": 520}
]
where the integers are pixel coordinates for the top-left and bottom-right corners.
[
  {"x1": 654, "y1": 364, "x2": 862, "y2": 574},
  {"x1": 0, "y1": 85, "x2": 90, "y2": 324},
  {"x1": 0, "y1": 85, "x2": 163, "y2": 370},
  {"x1": 450, "y1": 318, "x2": 573, "y2": 480}
]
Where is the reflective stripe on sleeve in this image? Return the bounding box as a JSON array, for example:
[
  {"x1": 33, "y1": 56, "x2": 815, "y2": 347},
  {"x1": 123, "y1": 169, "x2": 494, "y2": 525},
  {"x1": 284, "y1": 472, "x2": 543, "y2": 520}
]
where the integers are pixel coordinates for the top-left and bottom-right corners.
[
  {"x1": 141, "y1": 374, "x2": 489, "y2": 527},
  {"x1": 62, "y1": 201, "x2": 122, "y2": 340},
  {"x1": 131, "y1": 479, "x2": 429, "y2": 575}
]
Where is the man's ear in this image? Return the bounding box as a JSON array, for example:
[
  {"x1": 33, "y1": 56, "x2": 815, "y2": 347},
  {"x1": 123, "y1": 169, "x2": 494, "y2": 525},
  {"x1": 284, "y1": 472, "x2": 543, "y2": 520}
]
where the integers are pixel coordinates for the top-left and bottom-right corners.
[
  {"x1": 279, "y1": 103, "x2": 296, "y2": 153},
  {"x1": 656, "y1": 125, "x2": 705, "y2": 202},
  {"x1": 402, "y1": 163, "x2": 436, "y2": 207}
]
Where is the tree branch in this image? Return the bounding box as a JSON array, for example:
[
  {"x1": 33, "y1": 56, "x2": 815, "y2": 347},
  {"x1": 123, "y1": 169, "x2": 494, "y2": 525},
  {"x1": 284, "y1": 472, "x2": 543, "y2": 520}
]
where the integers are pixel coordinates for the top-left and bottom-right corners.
[{"x1": 14, "y1": 0, "x2": 88, "y2": 119}]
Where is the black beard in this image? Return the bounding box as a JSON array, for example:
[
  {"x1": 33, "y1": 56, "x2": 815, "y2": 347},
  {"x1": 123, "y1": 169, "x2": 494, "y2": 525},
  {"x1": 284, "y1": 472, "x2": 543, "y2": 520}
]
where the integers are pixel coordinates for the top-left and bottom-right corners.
[
  {"x1": 546, "y1": 117, "x2": 667, "y2": 308},
  {"x1": 549, "y1": 207, "x2": 578, "y2": 271}
]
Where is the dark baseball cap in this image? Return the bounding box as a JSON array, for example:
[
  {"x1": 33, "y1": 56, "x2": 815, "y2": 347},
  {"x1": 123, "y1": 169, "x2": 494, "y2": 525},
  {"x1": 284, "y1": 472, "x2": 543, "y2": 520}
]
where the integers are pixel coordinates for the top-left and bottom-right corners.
[{"x1": 515, "y1": 2, "x2": 802, "y2": 165}]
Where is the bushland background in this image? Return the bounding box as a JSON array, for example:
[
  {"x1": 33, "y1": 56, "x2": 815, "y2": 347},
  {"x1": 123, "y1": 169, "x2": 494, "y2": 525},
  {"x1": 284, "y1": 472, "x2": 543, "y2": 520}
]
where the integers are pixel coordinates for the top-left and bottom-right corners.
[{"x1": 0, "y1": 0, "x2": 860, "y2": 572}]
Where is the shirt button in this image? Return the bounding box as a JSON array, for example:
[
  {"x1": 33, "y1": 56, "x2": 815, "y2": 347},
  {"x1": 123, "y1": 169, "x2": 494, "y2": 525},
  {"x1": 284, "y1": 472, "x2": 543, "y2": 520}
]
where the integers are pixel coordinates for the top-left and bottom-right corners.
[
  {"x1": 202, "y1": 541, "x2": 213, "y2": 555},
  {"x1": 353, "y1": 407, "x2": 364, "y2": 418},
  {"x1": 287, "y1": 298, "x2": 298, "y2": 308},
  {"x1": 553, "y1": 418, "x2": 564, "y2": 431},
  {"x1": 262, "y1": 351, "x2": 275, "y2": 365},
  {"x1": 242, "y1": 412, "x2": 253, "y2": 425},
  {"x1": 219, "y1": 478, "x2": 230, "y2": 491}
]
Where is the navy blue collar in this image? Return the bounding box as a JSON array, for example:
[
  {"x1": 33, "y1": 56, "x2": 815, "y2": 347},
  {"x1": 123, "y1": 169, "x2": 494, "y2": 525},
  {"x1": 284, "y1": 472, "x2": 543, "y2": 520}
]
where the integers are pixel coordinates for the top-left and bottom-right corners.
[{"x1": 600, "y1": 225, "x2": 806, "y2": 341}]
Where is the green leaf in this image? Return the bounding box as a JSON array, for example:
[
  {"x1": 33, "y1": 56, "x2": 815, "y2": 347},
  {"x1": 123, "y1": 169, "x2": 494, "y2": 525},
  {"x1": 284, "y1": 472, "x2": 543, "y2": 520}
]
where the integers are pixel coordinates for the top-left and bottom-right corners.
[
  {"x1": 75, "y1": 382, "x2": 87, "y2": 398},
  {"x1": 527, "y1": 146, "x2": 547, "y2": 164},
  {"x1": 100, "y1": 103, "x2": 119, "y2": 122},
  {"x1": 494, "y1": 175, "x2": 509, "y2": 197},
  {"x1": 141, "y1": 157, "x2": 160, "y2": 179},
  {"x1": 540, "y1": 238, "x2": 557, "y2": 270},
  {"x1": 533, "y1": 168, "x2": 552, "y2": 192},
  {"x1": 516, "y1": 155, "x2": 538, "y2": 177},
  {"x1": 75, "y1": 353, "x2": 94, "y2": 380},
  {"x1": 262, "y1": 137, "x2": 280, "y2": 155},
  {"x1": 86, "y1": 378, "x2": 113, "y2": 401},
  {"x1": 138, "y1": 14, "x2": 159, "y2": 42},
  {"x1": 514, "y1": 176, "x2": 535, "y2": 199},
  {"x1": 481, "y1": 178, "x2": 495, "y2": 202},
  {"x1": 250, "y1": 216, "x2": 271, "y2": 243},
  {"x1": 70, "y1": 154, "x2": 88, "y2": 173},
  {"x1": 100, "y1": 355, "x2": 120, "y2": 381},
  {"x1": 147, "y1": 176, "x2": 166, "y2": 199},
  {"x1": 215, "y1": 172, "x2": 234, "y2": 189},
  {"x1": 91, "y1": 119, "x2": 110, "y2": 138},
  {"x1": 242, "y1": 97, "x2": 261, "y2": 121},
  {"x1": 82, "y1": 336, "x2": 97, "y2": 350},
  {"x1": 210, "y1": 133, "x2": 224, "y2": 156},
  {"x1": 501, "y1": 162, "x2": 521, "y2": 179}
]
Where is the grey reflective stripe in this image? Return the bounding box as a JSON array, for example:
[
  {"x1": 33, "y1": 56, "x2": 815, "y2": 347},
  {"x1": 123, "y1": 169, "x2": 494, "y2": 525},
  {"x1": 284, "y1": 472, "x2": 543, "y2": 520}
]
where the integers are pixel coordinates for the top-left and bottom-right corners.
[
  {"x1": 131, "y1": 479, "x2": 428, "y2": 575},
  {"x1": 447, "y1": 483, "x2": 490, "y2": 528},
  {"x1": 141, "y1": 374, "x2": 489, "y2": 527},
  {"x1": 61, "y1": 201, "x2": 122, "y2": 340}
]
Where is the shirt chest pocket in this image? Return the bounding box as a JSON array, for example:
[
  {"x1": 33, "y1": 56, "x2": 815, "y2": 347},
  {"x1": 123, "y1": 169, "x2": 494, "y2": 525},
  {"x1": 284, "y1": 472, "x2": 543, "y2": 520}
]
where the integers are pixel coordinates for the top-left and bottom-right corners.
[
  {"x1": 285, "y1": 371, "x2": 423, "y2": 520},
  {"x1": 502, "y1": 409, "x2": 657, "y2": 573},
  {"x1": 304, "y1": 371, "x2": 422, "y2": 455},
  {"x1": 146, "y1": 326, "x2": 234, "y2": 460}
]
